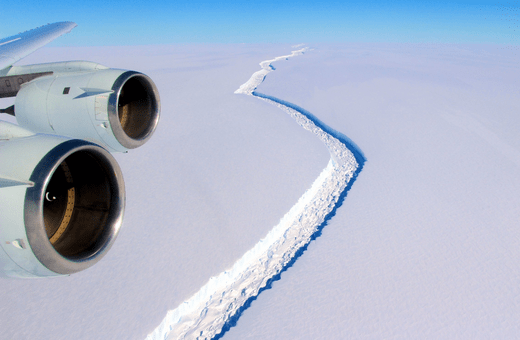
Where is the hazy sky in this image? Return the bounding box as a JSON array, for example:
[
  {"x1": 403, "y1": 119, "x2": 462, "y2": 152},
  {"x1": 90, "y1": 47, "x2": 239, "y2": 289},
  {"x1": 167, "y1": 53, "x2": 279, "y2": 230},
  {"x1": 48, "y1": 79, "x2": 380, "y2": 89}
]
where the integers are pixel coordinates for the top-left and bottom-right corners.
[{"x1": 1, "y1": 1, "x2": 518, "y2": 46}]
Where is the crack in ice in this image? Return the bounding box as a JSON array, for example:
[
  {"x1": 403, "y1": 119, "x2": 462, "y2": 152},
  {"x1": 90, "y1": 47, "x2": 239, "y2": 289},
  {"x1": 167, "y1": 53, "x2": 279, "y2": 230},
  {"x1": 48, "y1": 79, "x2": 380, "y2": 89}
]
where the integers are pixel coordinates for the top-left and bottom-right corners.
[{"x1": 146, "y1": 47, "x2": 363, "y2": 340}]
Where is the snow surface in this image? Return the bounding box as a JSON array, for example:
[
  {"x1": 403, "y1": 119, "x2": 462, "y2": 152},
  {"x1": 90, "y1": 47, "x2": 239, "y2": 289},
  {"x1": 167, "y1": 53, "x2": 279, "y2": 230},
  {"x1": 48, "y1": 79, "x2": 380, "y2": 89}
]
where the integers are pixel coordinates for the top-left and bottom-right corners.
[{"x1": 1, "y1": 43, "x2": 519, "y2": 339}]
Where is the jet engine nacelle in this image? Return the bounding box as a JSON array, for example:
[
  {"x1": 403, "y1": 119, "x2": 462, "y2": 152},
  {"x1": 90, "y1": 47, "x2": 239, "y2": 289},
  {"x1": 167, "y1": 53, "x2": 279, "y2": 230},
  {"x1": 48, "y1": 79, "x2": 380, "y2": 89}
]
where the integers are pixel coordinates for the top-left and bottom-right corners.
[
  {"x1": 14, "y1": 68, "x2": 160, "y2": 152},
  {"x1": 0, "y1": 129, "x2": 125, "y2": 278}
]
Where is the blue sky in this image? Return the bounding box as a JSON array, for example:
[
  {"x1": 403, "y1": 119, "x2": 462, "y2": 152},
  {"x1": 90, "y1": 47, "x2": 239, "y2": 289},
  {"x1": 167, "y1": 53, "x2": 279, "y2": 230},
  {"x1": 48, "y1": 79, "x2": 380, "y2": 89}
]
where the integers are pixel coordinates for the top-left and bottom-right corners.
[{"x1": 1, "y1": 0, "x2": 518, "y2": 46}]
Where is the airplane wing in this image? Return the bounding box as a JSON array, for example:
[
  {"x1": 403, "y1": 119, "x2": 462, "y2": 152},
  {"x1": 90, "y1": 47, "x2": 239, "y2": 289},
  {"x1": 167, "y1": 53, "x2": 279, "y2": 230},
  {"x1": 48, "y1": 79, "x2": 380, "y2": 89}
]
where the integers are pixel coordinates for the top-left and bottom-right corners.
[{"x1": 0, "y1": 21, "x2": 77, "y2": 72}]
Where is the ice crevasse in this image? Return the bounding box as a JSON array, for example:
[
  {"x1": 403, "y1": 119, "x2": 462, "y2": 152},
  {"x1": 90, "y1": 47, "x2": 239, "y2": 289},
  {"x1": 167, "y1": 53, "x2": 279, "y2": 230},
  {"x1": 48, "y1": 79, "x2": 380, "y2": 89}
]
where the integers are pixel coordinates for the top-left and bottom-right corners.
[{"x1": 146, "y1": 46, "x2": 363, "y2": 340}]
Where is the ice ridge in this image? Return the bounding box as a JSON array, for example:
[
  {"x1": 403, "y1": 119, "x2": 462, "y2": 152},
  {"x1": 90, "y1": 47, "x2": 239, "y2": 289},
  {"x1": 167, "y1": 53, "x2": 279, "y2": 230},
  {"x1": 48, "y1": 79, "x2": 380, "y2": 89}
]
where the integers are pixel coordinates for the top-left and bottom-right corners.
[{"x1": 146, "y1": 47, "x2": 363, "y2": 340}]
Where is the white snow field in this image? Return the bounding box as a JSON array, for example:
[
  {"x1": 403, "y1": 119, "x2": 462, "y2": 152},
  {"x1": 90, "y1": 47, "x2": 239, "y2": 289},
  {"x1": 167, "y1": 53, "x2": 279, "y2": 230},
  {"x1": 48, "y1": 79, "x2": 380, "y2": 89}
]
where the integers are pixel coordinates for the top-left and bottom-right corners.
[{"x1": 1, "y1": 43, "x2": 519, "y2": 339}]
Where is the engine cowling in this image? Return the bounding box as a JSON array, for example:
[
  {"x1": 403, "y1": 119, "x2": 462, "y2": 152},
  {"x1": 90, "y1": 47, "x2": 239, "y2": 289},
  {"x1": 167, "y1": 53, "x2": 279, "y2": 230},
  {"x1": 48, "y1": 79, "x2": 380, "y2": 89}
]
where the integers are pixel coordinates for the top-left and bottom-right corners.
[
  {"x1": 0, "y1": 131, "x2": 125, "y2": 278},
  {"x1": 14, "y1": 69, "x2": 160, "y2": 152}
]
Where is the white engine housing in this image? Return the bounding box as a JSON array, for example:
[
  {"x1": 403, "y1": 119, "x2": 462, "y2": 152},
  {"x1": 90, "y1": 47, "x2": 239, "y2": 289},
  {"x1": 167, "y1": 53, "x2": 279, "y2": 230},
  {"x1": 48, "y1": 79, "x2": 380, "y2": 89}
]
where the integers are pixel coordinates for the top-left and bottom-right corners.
[
  {"x1": 0, "y1": 129, "x2": 125, "y2": 278},
  {"x1": 14, "y1": 69, "x2": 160, "y2": 152}
]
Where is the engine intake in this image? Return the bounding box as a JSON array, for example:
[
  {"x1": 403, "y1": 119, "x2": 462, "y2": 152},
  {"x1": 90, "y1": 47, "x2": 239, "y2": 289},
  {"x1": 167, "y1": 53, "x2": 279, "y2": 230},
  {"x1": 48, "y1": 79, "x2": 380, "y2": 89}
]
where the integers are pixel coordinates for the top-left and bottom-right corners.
[
  {"x1": 41, "y1": 150, "x2": 117, "y2": 259},
  {"x1": 109, "y1": 71, "x2": 160, "y2": 149},
  {"x1": 0, "y1": 134, "x2": 125, "y2": 277},
  {"x1": 25, "y1": 140, "x2": 125, "y2": 274}
]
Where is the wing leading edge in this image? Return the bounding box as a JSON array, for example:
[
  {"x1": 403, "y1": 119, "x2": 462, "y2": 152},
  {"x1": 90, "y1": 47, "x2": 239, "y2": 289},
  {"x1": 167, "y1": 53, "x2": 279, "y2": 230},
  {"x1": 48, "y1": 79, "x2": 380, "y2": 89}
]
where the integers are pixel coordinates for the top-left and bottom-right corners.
[{"x1": 0, "y1": 22, "x2": 77, "y2": 72}]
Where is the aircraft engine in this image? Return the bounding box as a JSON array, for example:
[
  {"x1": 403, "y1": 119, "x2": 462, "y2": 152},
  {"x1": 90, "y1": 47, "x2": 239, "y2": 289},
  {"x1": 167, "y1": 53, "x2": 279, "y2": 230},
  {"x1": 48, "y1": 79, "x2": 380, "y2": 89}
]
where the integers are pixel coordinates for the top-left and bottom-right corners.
[
  {"x1": 13, "y1": 68, "x2": 160, "y2": 152},
  {"x1": 0, "y1": 131, "x2": 125, "y2": 278}
]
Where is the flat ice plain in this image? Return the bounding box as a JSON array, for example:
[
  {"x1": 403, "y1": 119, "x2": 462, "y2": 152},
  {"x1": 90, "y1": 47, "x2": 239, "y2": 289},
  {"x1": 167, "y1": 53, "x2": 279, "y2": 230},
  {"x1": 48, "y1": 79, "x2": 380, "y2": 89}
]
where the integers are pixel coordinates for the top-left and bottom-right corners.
[{"x1": 1, "y1": 43, "x2": 520, "y2": 339}]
